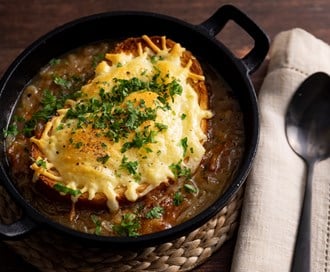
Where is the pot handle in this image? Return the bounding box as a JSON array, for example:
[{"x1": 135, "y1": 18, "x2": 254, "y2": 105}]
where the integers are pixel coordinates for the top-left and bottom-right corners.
[
  {"x1": 199, "y1": 4, "x2": 269, "y2": 74},
  {"x1": 0, "y1": 214, "x2": 36, "y2": 239}
]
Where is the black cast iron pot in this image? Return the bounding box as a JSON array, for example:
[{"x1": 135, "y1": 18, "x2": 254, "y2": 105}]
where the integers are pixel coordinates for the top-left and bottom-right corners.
[{"x1": 0, "y1": 5, "x2": 269, "y2": 248}]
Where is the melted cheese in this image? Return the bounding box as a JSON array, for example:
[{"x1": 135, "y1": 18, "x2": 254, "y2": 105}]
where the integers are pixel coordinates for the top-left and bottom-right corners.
[{"x1": 30, "y1": 36, "x2": 213, "y2": 211}]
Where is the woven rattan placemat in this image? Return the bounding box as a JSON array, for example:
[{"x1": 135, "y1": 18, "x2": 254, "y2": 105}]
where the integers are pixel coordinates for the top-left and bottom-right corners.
[{"x1": 0, "y1": 184, "x2": 243, "y2": 272}]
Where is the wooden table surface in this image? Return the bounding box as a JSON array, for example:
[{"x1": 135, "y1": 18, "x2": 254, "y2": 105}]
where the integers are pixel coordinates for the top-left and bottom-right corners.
[{"x1": 1, "y1": 0, "x2": 330, "y2": 271}]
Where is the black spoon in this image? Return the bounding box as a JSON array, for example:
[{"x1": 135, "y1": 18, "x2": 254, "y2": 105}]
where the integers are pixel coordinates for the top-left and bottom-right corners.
[{"x1": 285, "y1": 72, "x2": 330, "y2": 272}]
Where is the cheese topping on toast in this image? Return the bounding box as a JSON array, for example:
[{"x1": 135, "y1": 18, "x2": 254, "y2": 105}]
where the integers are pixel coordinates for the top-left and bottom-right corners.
[{"x1": 30, "y1": 35, "x2": 213, "y2": 211}]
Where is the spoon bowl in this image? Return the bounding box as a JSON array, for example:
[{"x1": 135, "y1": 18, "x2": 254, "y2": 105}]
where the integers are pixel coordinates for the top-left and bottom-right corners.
[
  {"x1": 285, "y1": 71, "x2": 330, "y2": 272},
  {"x1": 286, "y1": 72, "x2": 330, "y2": 163}
]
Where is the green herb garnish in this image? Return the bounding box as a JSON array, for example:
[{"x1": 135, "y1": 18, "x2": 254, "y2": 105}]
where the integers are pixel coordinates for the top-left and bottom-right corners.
[
  {"x1": 92, "y1": 53, "x2": 105, "y2": 68},
  {"x1": 120, "y1": 156, "x2": 141, "y2": 182},
  {"x1": 23, "y1": 89, "x2": 79, "y2": 136},
  {"x1": 96, "y1": 154, "x2": 110, "y2": 164},
  {"x1": 120, "y1": 156, "x2": 138, "y2": 175},
  {"x1": 155, "y1": 122, "x2": 168, "y2": 131},
  {"x1": 91, "y1": 214, "x2": 102, "y2": 235},
  {"x1": 173, "y1": 191, "x2": 184, "y2": 206},
  {"x1": 49, "y1": 58, "x2": 60, "y2": 66},
  {"x1": 168, "y1": 80, "x2": 183, "y2": 102},
  {"x1": 53, "y1": 75, "x2": 72, "y2": 89},
  {"x1": 56, "y1": 124, "x2": 64, "y2": 131},
  {"x1": 169, "y1": 160, "x2": 191, "y2": 179},
  {"x1": 112, "y1": 213, "x2": 140, "y2": 237},
  {"x1": 3, "y1": 124, "x2": 18, "y2": 137},
  {"x1": 145, "y1": 206, "x2": 164, "y2": 219},
  {"x1": 36, "y1": 158, "x2": 47, "y2": 169},
  {"x1": 121, "y1": 128, "x2": 157, "y2": 153},
  {"x1": 180, "y1": 137, "x2": 188, "y2": 156},
  {"x1": 53, "y1": 183, "x2": 81, "y2": 197},
  {"x1": 184, "y1": 184, "x2": 198, "y2": 194}
]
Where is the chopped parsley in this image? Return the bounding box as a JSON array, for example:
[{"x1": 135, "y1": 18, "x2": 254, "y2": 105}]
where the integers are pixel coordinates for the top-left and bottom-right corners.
[
  {"x1": 74, "y1": 141, "x2": 83, "y2": 149},
  {"x1": 101, "y1": 143, "x2": 108, "y2": 149},
  {"x1": 49, "y1": 58, "x2": 60, "y2": 66},
  {"x1": 53, "y1": 76, "x2": 71, "y2": 89},
  {"x1": 36, "y1": 158, "x2": 47, "y2": 169},
  {"x1": 173, "y1": 191, "x2": 184, "y2": 206},
  {"x1": 92, "y1": 53, "x2": 105, "y2": 68},
  {"x1": 68, "y1": 138, "x2": 84, "y2": 149},
  {"x1": 121, "y1": 128, "x2": 157, "y2": 153},
  {"x1": 90, "y1": 214, "x2": 102, "y2": 235},
  {"x1": 53, "y1": 183, "x2": 81, "y2": 197},
  {"x1": 22, "y1": 89, "x2": 79, "y2": 136},
  {"x1": 56, "y1": 124, "x2": 64, "y2": 131},
  {"x1": 53, "y1": 75, "x2": 83, "y2": 91},
  {"x1": 120, "y1": 156, "x2": 141, "y2": 182},
  {"x1": 96, "y1": 154, "x2": 110, "y2": 164},
  {"x1": 169, "y1": 160, "x2": 191, "y2": 179},
  {"x1": 112, "y1": 213, "x2": 140, "y2": 237},
  {"x1": 180, "y1": 137, "x2": 188, "y2": 156},
  {"x1": 145, "y1": 206, "x2": 164, "y2": 219},
  {"x1": 150, "y1": 55, "x2": 164, "y2": 63},
  {"x1": 168, "y1": 80, "x2": 183, "y2": 102},
  {"x1": 184, "y1": 184, "x2": 198, "y2": 194},
  {"x1": 155, "y1": 122, "x2": 168, "y2": 131},
  {"x1": 64, "y1": 73, "x2": 183, "y2": 149},
  {"x1": 3, "y1": 123, "x2": 18, "y2": 137}
]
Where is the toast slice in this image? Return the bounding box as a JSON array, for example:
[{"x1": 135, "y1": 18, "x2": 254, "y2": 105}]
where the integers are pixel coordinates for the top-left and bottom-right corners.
[{"x1": 30, "y1": 35, "x2": 211, "y2": 209}]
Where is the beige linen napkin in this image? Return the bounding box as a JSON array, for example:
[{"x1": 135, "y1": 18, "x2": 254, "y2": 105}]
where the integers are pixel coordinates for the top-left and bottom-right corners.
[{"x1": 231, "y1": 28, "x2": 330, "y2": 272}]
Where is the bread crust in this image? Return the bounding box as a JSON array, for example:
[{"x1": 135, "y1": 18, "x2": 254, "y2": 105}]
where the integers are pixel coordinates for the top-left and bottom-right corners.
[{"x1": 31, "y1": 36, "x2": 210, "y2": 207}]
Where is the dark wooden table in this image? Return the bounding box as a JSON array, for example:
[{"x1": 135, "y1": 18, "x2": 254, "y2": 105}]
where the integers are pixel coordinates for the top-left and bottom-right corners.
[{"x1": 1, "y1": 0, "x2": 330, "y2": 271}]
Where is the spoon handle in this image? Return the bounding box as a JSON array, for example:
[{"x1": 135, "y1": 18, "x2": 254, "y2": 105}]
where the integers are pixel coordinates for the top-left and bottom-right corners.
[{"x1": 290, "y1": 161, "x2": 313, "y2": 272}]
